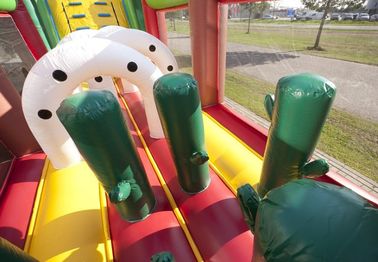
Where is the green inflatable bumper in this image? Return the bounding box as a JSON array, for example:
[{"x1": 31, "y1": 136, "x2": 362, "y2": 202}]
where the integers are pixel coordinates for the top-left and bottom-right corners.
[
  {"x1": 154, "y1": 73, "x2": 210, "y2": 193},
  {"x1": 146, "y1": 0, "x2": 188, "y2": 10},
  {"x1": 122, "y1": 0, "x2": 146, "y2": 30},
  {"x1": 0, "y1": 0, "x2": 18, "y2": 12},
  {"x1": 259, "y1": 73, "x2": 336, "y2": 197},
  {"x1": 237, "y1": 180, "x2": 378, "y2": 261},
  {"x1": 57, "y1": 90, "x2": 155, "y2": 222}
]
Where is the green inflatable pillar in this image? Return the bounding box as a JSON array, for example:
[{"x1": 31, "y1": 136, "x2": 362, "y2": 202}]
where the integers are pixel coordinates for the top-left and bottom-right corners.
[
  {"x1": 258, "y1": 73, "x2": 336, "y2": 197},
  {"x1": 153, "y1": 73, "x2": 210, "y2": 193},
  {"x1": 57, "y1": 90, "x2": 155, "y2": 222}
]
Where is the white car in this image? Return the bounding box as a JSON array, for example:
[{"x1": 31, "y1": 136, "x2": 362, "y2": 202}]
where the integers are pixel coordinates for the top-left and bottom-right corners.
[
  {"x1": 370, "y1": 14, "x2": 378, "y2": 21},
  {"x1": 357, "y1": 13, "x2": 370, "y2": 21}
]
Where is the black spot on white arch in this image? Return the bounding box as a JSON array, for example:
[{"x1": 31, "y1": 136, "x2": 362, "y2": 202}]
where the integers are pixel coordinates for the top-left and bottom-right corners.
[
  {"x1": 127, "y1": 62, "x2": 138, "y2": 72},
  {"x1": 52, "y1": 70, "x2": 67, "y2": 82},
  {"x1": 167, "y1": 65, "x2": 174, "y2": 72},
  {"x1": 149, "y1": 45, "x2": 156, "y2": 52},
  {"x1": 95, "y1": 76, "x2": 103, "y2": 82},
  {"x1": 38, "y1": 109, "x2": 52, "y2": 120}
]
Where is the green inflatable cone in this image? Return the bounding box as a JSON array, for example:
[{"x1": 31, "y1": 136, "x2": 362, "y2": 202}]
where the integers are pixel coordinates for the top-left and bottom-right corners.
[{"x1": 57, "y1": 90, "x2": 155, "y2": 222}]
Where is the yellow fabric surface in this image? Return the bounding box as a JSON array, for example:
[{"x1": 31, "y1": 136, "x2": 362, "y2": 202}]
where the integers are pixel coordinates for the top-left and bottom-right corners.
[
  {"x1": 27, "y1": 161, "x2": 108, "y2": 261},
  {"x1": 203, "y1": 113, "x2": 263, "y2": 193}
]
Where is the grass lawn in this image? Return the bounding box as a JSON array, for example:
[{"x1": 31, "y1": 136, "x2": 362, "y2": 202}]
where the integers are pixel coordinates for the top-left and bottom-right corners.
[
  {"x1": 224, "y1": 70, "x2": 378, "y2": 183},
  {"x1": 168, "y1": 20, "x2": 378, "y2": 65}
]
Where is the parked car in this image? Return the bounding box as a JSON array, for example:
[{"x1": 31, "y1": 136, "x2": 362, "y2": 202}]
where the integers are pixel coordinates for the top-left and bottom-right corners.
[
  {"x1": 330, "y1": 13, "x2": 342, "y2": 21},
  {"x1": 357, "y1": 13, "x2": 370, "y2": 21},
  {"x1": 262, "y1": 15, "x2": 278, "y2": 20},
  {"x1": 296, "y1": 12, "x2": 325, "y2": 21},
  {"x1": 342, "y1": 13, "x2": 354, "y2": 20},
  {"x1": 370, "y1": 14, "x2": 378, "y2": 21}
]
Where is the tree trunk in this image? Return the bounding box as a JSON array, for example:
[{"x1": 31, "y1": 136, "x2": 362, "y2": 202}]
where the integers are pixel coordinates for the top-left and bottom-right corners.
[
  {"x1": 247, "y1": 8, "x2": 252, "y2": 34},
  {"x1": 313, "y1": 0, "x2": 332, "y2": 49}
]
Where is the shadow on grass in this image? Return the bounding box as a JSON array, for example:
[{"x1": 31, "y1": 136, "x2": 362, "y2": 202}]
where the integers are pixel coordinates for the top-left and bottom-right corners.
[{"x1": 175, "y1": 50, "x2": 299, "y2": 68}]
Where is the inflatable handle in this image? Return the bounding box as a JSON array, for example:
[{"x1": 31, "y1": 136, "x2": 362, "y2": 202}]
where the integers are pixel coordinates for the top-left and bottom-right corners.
[
  {"x1": 301, "y1": 159, "x2": 329, "y2": 177},
  {"x1": 151, "y1": 251, "x2": 175, "y2": 262},
  {"x1": 154, "y1": 73, "x2": 210, "y2": 193},
  {"x1": 108, "y1": 180, "x2": 131, "y2": 203},
  {"x1": 264, "y1": 94, "x2": 274, "y2": 121},
  {"x1": 258, "y1": 73, "x2": 336, "y2": 197},
  {"x1": 57, "y1": 90, "x2": 155, "y2": 222},
  {"x1": 237, "y1": 184, "x2": 260, "y2": 232}
]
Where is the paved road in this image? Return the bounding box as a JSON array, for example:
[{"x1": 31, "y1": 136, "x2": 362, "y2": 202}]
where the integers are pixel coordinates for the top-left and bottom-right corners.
[{"x1": 168, "y1": 33, "x2": 378, "y2": 122}]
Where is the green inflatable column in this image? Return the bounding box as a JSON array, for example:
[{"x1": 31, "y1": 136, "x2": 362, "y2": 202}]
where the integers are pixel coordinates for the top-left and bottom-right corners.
[
  {"x1": 57, "y1": 90, "x2": 155, "y2": 222},
  {"x1": 153, "y1": 73, "x2": 210, "y2": 193},
  {"x1": 258, "y1": 73, "x2": 336, "y2": 197}
]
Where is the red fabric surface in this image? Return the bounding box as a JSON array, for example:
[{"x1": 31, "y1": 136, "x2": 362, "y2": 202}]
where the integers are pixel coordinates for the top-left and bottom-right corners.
[
  {"x1": 10, "y1": 2, "x2": 47, "y2": 60},
  {"x1": 142, "y1": 0, "x2": 160, "y2": 39},
  {"x1": 123, "y1": 93, "x2": 254, "y2": 261},
  {"x1": 0, "y1": 153, "x2": 45, "y2": 248}
]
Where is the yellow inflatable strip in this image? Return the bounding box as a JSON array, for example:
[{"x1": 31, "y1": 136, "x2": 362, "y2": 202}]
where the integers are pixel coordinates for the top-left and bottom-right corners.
[
  {"x1": 99, "y1": 185, "x2": 114, "y2": 262},
  {"x1": 203, "y1": 112, "x2": 263, "y2": 194},
  {"x1": 26, "y1": 160, "x2": 108, "y2": 261},
  {"x1": 24, "y1": 158, "x2": 49, "y2": 253},
  {"x1": 117, "y1": 92, "x2": 204, "y2": 262}
]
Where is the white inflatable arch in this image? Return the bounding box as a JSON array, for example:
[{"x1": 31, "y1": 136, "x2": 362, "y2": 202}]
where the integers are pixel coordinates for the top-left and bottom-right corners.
[
  {"x1": 22, "y1": 38, "x2": 163, "y2": 169},
  {"x1": 93, "y1": 26, "x2": 178, "y2": 94},
  {"x1": 58, "y1": 27, "x2": 179, "y2": 94},
  {"x1": 95, "y1": 26, "x2": 178, "y2": 75}
]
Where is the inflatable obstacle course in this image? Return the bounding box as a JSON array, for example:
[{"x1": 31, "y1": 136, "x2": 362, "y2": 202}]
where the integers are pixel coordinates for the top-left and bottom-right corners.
[{"x1": 1, "y1": 1, "x2": 377, "y2": 261}]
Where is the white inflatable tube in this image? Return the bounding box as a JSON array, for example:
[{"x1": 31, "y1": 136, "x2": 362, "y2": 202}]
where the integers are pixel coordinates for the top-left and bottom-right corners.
[
  {"x1": 58, "y1": 29, "x2": 119, "y2": 96},
  {"x1": 22, "y1": 38, "x2": 163, "y2": 169},
  {"x1": 95, "y1": 26, "x2": 178, "y2": 74},
  {"x1": 58, "y1": 29, "x2": 98, "y2": 45}
]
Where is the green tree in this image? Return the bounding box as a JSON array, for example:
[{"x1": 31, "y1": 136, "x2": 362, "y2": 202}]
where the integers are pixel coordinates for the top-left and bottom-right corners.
[
  {"x1": 301, "y1": 0, "x2": 366, "y2": 50},
  {"x1": 241, "y1": 1, "x2": 271, "y2": 34}
]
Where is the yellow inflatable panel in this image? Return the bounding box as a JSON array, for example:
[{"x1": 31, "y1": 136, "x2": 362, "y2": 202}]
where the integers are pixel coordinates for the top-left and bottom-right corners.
[
  {"x1": 203, "y1": 113, "x2": 263, "y2": 194},
  {"x1": 27, "y1": 160, "x2": 109, "y2": 261},
  {"x1": 48, "y1": 0, "x2": 128, "y2": 39}
]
